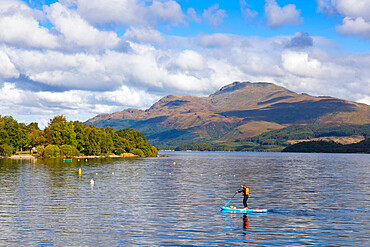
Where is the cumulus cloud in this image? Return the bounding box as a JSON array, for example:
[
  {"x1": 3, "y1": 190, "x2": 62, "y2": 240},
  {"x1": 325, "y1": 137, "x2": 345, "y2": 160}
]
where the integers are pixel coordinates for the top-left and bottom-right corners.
[
  {"x1": 264, "y1": 0, "x2": 303, "y2": 28},
  {"x1": 282, "y1": 51, "x2": 323, "y2": 77},
  {"x1": 149, "y1": 0, "x2": 185, "y2": 26},
  {"x1": 172, "y1": 50, "x2": 206, "y2": 71},
  {"x1": 124, "y1": 26, "x2": 165, "y2": 44},
  {"x1": 0, "y1": 82, "x2": 23, "y2": 104},
  {"x1": 0, "y1": 0, "x2": 59, "y2": 49},
  {"x1": 68, "y1": 0, "x2": 185, "y2": 27},
  {"x1": 45, "y1": 3, "x2": 121, "y2": 49},
  {"x1": 333, "y1": 0, "x2": 370, "y2": 20},
  {"x1": 95, "y1": 85, "x2": 160, "y2": 107},
  {"x1": 202, "y1": 4, "x2": 228, "y2": 28},
  {"x1": 316, "y1": 0, "x2": 370, "y2": 39},
  {"x1": 337, "y1": 17, "x2": 370, "y2": 38},
  {"x1": 0, "y1": 50, "x2": 19, "y2": 78}
]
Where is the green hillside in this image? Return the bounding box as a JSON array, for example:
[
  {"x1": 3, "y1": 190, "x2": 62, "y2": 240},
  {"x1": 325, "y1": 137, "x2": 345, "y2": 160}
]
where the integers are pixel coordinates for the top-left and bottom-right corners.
[
  {"x1": 282, "y1": 138, "x2": 370, "y2": 153},
  {"x1": 174, "y1": 124, "x2": 370, "y2": 152}
]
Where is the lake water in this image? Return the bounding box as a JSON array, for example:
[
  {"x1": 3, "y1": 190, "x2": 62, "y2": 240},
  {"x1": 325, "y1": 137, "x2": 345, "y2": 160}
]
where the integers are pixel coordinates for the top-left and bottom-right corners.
[{"x1": 0, "y1": 152, "x2": 369, "y2": 246}]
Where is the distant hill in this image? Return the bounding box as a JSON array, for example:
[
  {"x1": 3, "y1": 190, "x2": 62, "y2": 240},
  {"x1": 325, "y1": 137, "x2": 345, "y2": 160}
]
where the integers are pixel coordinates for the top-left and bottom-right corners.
[
  {"x1": 86, "y1": 81, "x2": 370, "y2": 148},
  {"x1": 282, "y1": 138, "x2": 370, "y2": 153}
]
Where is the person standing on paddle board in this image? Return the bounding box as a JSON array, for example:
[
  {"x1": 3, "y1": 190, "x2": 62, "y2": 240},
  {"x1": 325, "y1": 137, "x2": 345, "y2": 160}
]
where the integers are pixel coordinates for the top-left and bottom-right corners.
[{"x1": 237, "y1": 184, "x2": 249, "y2": 209}]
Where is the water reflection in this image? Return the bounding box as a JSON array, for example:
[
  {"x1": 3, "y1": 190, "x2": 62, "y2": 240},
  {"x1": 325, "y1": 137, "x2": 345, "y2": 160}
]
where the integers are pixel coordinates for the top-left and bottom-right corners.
[
  {"x1": 222, "y1": 212, "x2": 251, "y2": 242},
  {"x1": 243, "y1": 214, "x2": 249, "y2": 240}
]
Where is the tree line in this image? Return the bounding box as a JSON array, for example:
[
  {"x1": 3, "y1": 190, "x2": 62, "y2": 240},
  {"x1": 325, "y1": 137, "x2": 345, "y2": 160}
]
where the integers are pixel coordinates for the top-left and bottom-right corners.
[
  {"x1": 237, "y1": 123, "x2": 370, "y2": 146},
  {"x1": 0, "y1": 115, "x2": 157, "y2": 158},
  {"x1": 175, "y1": 123, "x2": 370, "y2": 152},
  {"x1": 282, "y1": 138, "x2": 370, "y2": 153}
]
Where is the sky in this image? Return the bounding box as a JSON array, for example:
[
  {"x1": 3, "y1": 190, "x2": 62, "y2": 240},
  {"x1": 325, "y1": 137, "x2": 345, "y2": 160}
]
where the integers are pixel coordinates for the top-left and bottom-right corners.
[{"x1": 0, "y1": 0, "x2": 369, "y2": 128}]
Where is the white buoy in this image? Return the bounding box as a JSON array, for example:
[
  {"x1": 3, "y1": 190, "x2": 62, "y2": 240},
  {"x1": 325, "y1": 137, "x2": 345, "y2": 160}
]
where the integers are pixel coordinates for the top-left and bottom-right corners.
[{"x1": 90, "y1": 178, "x2": 94, "y2": 185}]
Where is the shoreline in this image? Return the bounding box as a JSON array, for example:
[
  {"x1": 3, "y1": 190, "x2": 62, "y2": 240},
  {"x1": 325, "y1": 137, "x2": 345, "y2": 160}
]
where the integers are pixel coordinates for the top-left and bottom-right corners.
[{"x1": 6, "y1": 153, "x2": 139, "y2": 160}]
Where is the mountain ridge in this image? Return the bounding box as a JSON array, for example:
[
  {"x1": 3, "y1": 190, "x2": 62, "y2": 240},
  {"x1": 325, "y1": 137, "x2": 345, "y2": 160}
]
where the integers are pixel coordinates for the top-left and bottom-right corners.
[{"x1": 87, "y1": 81, "x2": 370, "y2": 147}]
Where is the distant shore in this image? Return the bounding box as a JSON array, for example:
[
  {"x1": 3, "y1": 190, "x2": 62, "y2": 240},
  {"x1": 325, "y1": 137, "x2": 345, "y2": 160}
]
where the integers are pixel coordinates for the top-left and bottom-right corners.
[{"x1": 5, "y1": 153, "x2": 139, "y2": 160}]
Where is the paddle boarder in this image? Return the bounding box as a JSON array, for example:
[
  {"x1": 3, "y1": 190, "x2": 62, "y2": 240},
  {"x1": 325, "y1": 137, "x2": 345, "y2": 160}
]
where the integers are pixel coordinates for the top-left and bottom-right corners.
[{"x1": 237, "y1": 184, "x2": 249, "y2": 209}]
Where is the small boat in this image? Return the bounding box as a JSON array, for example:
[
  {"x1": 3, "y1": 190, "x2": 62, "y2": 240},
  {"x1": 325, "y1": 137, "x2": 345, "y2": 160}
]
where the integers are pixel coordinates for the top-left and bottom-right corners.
[
  {"x1": 220, "y1": 206, "x2": 268, "y2": 213},
  {"x1": 63, "y1": 158, "x2": 72, "y2": 161}
]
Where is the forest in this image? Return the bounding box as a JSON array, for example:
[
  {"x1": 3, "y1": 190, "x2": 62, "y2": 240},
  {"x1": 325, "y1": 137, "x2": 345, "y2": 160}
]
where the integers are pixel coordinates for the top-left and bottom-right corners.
[
  {"x1": 0, "y1": 115, "x2": 158, "y2": 158},
  {"x1": 282, "y1": 138, "x2": 370, "y2": 153},
  {"x1": 175, "y1": 124, "x2": 370, "y2": 152}
]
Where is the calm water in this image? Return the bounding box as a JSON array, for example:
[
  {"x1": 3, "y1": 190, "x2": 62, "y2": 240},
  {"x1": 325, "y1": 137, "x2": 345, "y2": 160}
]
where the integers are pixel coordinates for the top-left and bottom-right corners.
[{"x1": 0, "y1": 152, "x2": 369, "y2": 246}]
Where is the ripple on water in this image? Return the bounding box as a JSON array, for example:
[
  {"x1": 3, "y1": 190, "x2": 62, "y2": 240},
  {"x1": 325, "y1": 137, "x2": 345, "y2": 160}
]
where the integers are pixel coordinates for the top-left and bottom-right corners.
[{"x1": 0, "y1": 152, "x2": 369, "y2": 246}]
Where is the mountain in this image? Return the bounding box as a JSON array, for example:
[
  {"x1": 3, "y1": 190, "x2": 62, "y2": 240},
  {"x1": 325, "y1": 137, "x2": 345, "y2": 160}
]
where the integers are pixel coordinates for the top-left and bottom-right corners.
[{"x1": 86, "y1": 81, "x2": 370, "y2": 147}]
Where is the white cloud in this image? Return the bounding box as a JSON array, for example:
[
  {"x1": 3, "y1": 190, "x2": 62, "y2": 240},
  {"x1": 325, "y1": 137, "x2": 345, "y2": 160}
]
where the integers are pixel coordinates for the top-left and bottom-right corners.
[
  {"x1": 96, "y1": 85, "x2": 160, "y2": 107},
  {"x1": 0, "y1": 50, "x2": 19, "y2": 78},
  {"x1": 334, "y1": 0, "x2": 370, "y2": 39},
  {"x1": 358, "y1": 95, "x2": 370, "y2": 105},
  {"x1": 202, "y1": 4, "x2": 228, "y2": 28},
  {"x1": 149, "y1": 0, "x2": 185, "y2": 26},
  {"x1": 36, "y1": 90, "x2": 84, "y2": 105},
  {"x1": 264, "y1": 0, "x2": 303, "y2": 28},
  {"x1": 0, "y1": 82, "x2": 23, "y2": 103},
  {"x1": 282, "y1": 51, "x2": 323, "y2": 77},
  {"x1": 124, "y1": 26, "x2": 165, "y2": 44},
  {"x1": 334, "y1": 0, "x2": 370, "y2": 21},
  {"x1": 45, "y1": 3, "x2": 121, "y2": 49},
  {"x1": 197, "y1": 33, "x2": 233, "y2": 48},
  {"x1": 173, "y1": 50, "x2": 206, "y2": 71},
  {"x1": 5, "y1": 47, "x2": 111, "y2": 90},
  {"x1": 316, "y1": 0, "x2": 370, "y2": 39},
  {"x1": 0, "y1": 0, "x2": 59, "y2": 49},
  {"x1": 69, "y1": 0, "x2": 147, "y2": 26},
  {"x1": 337, "y1": 17, "x2": 370, "y2": 38},
  {"x1": 68, "y1": 0, "x2": 185, "y2": 27}
]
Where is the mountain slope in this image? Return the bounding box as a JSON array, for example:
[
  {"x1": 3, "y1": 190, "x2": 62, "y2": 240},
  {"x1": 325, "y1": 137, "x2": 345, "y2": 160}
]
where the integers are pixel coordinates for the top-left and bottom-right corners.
[{"x1": 86, "y1": 81, "x2": 370, "y2": 147}]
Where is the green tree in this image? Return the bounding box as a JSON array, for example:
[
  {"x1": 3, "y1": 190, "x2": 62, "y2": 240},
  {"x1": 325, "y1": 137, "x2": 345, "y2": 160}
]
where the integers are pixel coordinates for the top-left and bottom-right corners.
[
  {"x1": 65, "y1": 121, "x2": 77, "y2": 147},
  {"x1": 73, "y1": 121, "x2": 85, "y2": 152},
  {"x1": 84, "y1": 126, "x2": 99, "y2": 155},
  {"x1": 36, "y1": 145, "x2": 45, "y2": 156},
  {"x1": 44, "y1": 115, "x2": 67, "y2": 146},
  {"x1": 43, "y1": 144, "x2": 60, "y2": 158},
  {"x1": 60, "y1": 144, "x2": 79, "y2": 157},
  {"x1": 112, "y1": 133, "x2": 130, "y2": 155},
  {"x1": 131, "y1": 148, "x2": 144, "y2": 157},
  {"x1": 27, "y1": 122, "x2": 46, "y2": 147},
  {"x1": 0, "y1": 144, "x2": 14, "y2": 156},
  {"x1": 0, "y1": 116, "x2": 21, "y2": 151}
]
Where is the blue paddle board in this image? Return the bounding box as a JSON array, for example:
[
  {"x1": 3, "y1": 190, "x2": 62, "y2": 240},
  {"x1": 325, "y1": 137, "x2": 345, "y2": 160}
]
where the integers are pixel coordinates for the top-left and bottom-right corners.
[{"x1": 220, "y1": 206, "x2": 267, "y2": 213}]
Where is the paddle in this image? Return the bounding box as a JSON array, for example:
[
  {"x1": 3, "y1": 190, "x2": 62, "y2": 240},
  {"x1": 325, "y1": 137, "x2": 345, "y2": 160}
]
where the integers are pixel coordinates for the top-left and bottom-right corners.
[{"x1": 224, "y1": 185, "x2": 242, "y2": 207}]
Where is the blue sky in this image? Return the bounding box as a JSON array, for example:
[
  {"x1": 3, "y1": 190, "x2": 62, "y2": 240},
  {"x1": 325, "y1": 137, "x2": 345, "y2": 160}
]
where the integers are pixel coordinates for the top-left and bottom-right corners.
[{"x1": 1, "y1": 0, "x2": 369, "y2": 127}]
